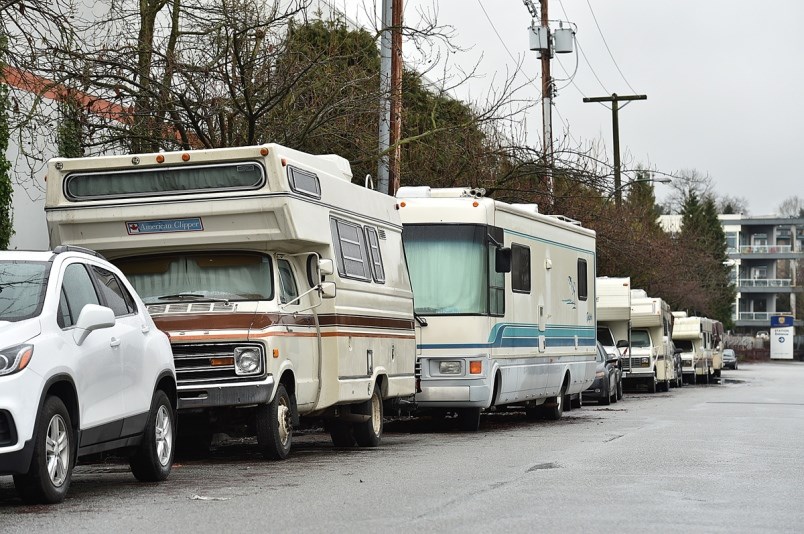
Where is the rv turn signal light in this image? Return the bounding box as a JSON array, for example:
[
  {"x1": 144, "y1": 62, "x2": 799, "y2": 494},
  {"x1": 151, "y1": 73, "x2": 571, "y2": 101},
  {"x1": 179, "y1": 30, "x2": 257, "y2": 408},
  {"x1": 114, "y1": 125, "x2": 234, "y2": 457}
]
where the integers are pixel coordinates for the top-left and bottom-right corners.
[{"x1": 469, "y1": 360, "x2": 482, "y2": 374}]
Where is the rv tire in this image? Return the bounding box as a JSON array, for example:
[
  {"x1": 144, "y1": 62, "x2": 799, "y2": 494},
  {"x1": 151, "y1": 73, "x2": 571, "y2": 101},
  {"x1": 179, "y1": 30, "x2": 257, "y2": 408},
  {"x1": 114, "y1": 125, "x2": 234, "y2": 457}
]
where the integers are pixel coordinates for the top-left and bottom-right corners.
[
  {"x1": 256, "y1": 383, "x2": 293, "y2": 460},
  {"x1": 327, "y1": 420, "x2": 356, "y2": 448},
  {"x1": 354, "y1": 386, "x2": 383, "y2": 447},
  {"x1": 456, "y1": 407, "x2": 481, "y2": 431},
  {"x1": 543, "y1": 382, "x2": 567, "y2": 421}
]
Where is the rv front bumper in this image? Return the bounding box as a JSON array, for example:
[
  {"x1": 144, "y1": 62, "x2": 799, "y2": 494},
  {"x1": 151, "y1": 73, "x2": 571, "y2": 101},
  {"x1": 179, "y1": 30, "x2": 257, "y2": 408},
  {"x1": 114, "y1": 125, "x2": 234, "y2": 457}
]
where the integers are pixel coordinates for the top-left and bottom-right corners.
[
  {"x1": 177, "y1": 378, "x2": 275, "y2": 410},
  {"x1": 415, "y1": 378, "x2": 491, "y2": 408}
]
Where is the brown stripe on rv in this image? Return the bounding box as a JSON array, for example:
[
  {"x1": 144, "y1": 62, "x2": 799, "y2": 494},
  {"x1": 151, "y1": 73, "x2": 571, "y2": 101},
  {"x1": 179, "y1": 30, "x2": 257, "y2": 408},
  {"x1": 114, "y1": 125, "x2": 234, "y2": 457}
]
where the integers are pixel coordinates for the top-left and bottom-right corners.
[{"x1": 153, "y1": 312, "x2": 413, "y2": 332}]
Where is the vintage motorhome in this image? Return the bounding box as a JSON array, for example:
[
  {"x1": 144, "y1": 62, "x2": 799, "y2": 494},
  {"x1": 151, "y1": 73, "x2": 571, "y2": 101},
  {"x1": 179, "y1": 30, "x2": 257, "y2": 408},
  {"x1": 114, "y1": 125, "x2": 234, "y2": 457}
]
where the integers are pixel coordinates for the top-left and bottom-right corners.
[
  {"x1": 672, "y1": 312, "x2": 714, "y2": 384},
  {"x1": 627, "y1": 289, "x2": 677, "y2": 392},
  {"x1": 45, "y1": 144, "x2": 416, "y2": 459},
  {"x1": 711, "y1": 320, "x2": 725, "y2": 380},
  {"x1": 596, "y1": 277, "x2": 631, "y2": 358},
  {"x1": 396, "y1": 186, "x2": 597, "y2": 430}
]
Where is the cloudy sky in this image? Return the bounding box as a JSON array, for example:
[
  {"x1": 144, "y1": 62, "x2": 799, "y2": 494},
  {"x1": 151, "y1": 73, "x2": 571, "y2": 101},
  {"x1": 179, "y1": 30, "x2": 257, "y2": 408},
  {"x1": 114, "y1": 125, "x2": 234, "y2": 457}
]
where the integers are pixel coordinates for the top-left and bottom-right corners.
[{"x1": 336, "y1": 0, "x2": 804, "y2": 215}]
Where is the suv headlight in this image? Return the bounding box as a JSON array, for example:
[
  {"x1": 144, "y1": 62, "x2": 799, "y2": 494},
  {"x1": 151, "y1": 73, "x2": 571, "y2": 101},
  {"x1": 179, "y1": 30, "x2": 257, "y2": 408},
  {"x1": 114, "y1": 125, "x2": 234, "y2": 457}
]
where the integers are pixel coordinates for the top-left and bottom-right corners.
[
  {"x1": 234, "y1": 347, "x2": 263, "y2": 376},
  {"x1": 0, "y1": 344, "x2": 34, "y2": 376}
]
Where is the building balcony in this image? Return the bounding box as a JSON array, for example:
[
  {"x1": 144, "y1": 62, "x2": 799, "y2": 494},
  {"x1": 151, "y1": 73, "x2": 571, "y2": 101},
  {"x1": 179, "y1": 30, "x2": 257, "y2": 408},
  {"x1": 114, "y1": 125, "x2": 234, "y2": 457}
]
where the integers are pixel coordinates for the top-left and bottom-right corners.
[
  {"x1": 739, "y1": 245, "x2": 791, "y2": 254},
  {"x1": 739, "y1": 312, "x2": 770, "y2": 321},
  {"x1": 733, "y1": 312, "x2": 803, "y2": 328},
  {"x1": 739, "y1": 278, "x2": 791, "y2": 287}
]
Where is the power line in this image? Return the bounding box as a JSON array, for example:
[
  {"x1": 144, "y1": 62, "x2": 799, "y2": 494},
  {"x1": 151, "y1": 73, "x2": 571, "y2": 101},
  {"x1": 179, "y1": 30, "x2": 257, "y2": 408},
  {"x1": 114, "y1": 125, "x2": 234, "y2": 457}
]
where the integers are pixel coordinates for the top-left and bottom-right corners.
[
  {"x1": 585, "y1": 0, "x2": 638, "y2": 94},
  {"x1": 476, "y1": 0, "x2": 542, "y2": 99},
  {"x1": 555, "y1": 0, "x2": 609, "y2": 95}
]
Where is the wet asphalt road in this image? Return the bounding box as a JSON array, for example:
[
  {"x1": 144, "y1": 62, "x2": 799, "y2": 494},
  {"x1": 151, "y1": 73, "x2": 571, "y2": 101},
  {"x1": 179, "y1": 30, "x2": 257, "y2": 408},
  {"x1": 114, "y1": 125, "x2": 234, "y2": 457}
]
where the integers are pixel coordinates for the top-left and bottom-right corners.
[{"x1": 2, "y1": 361, "x2": 804, "y2": 533}]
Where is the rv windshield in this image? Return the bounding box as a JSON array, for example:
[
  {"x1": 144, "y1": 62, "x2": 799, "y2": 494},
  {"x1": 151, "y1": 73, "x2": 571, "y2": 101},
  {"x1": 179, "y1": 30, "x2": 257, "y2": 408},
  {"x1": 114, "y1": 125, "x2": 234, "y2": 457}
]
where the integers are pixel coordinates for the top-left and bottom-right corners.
[
  {"x1": 403, "y1": 224, "x2": 491, "y2": 315},
  {"x1": 597, "y1": 327, "x2": 615, "y2": 346},
  {"x1": 115, "y1": 253, "x2": 273, "y2": 304},
  {"x1": 674, "y1": 340, "x2": 694, "y2": 351},
  {"x1": 631, "y1": 329, "x2": 652, "y2": 348}
]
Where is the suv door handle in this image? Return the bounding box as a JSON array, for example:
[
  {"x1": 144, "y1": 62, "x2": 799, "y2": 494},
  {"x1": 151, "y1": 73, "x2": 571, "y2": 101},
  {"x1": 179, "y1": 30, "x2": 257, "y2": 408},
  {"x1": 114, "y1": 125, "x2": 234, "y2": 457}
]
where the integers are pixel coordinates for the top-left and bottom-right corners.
[{"x1": 110, "y1": 337, "x2": 121, "y2": 348}]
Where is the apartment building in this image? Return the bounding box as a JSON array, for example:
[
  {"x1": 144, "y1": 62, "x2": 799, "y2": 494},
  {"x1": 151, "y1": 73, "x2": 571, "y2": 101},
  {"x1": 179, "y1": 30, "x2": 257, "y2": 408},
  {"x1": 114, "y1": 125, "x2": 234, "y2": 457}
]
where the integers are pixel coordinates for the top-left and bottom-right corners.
[{"x1": 720, "y1": 214, "x2": 803, "y2": 334}]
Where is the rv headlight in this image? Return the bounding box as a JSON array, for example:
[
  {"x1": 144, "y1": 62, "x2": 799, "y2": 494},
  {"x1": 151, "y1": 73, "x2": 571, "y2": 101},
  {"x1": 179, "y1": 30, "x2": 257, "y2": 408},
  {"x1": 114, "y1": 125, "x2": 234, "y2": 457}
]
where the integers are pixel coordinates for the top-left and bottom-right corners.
[
  {"x1": 595, "y1": 370, "x2": 606, "y2": 378},
  {"x1": 234, "y1": 347, "x2": 262, "y2": 376},
  {"x1": 640, "y1": 357, "x2": 650, "y2": 367},
  {"x1": 439, "y1": 361, "x2": 462, "y2": 375}
]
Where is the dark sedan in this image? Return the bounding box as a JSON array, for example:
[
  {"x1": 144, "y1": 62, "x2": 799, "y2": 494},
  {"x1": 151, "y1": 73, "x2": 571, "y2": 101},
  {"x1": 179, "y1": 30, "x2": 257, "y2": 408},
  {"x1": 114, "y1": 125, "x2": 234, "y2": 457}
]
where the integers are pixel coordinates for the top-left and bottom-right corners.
[{"x1": 583, "y1": 342, "x2": 622, "y2": 405}]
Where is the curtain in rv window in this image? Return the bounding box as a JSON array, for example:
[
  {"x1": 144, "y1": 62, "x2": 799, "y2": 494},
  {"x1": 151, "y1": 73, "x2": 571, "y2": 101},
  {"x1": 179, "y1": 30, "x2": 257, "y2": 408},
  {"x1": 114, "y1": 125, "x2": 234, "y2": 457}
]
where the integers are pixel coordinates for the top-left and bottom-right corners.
[
  {"x1": 402, "y1": 224, "x2": 488, "y2": 315},
  {"x1": 115, "y1": 253, "x2": 273, "y2": 304},
  {"x1": 65, "y1": 163, "x2": 265, "y2": 200}
]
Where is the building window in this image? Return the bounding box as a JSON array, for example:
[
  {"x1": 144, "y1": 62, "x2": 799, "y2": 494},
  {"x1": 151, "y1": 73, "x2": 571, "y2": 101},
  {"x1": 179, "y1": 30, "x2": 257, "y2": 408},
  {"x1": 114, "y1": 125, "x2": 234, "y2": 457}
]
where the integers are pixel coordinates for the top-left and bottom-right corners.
[
  {"x1": 577, "y1": 259, "x2": 588, "y2": 301},
  {"x1": 511, "y1": 244, "x2": 531, "y2": 293}
]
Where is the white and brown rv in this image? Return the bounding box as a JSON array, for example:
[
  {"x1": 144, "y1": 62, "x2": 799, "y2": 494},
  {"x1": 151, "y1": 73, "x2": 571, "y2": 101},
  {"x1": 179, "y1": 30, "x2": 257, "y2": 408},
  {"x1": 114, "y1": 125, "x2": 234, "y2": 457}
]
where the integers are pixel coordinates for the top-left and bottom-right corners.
[{"x1": 45, "y1": 144, "x2": 416, "y2": 459}]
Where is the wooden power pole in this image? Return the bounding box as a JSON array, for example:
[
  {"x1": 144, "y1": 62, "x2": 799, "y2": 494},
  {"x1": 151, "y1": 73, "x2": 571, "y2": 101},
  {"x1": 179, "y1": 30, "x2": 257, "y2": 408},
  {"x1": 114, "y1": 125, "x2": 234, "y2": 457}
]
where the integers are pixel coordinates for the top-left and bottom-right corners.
[{"x1": 583, "y1": 93, "x2": 647, "y2": 207}]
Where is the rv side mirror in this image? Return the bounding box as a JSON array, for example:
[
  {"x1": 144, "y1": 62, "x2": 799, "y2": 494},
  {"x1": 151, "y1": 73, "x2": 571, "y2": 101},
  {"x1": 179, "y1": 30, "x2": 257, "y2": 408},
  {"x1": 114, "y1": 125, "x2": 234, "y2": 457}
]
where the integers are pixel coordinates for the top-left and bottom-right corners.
[
  {"x1": 319, "y1": 258, "x2": 334, "y2": 276},
  {"x1": 319, "y1": 281, "x2": 336, "y2": 299},
  {"x1": 674, "y1": 347, "x2": 682, "y2": 355},
  {"x1": 495, "y1": 247, "x2": 512, "y2": 273},
  {"x1": 616, "y1": 339, "x2": 629, "y2": 349}
]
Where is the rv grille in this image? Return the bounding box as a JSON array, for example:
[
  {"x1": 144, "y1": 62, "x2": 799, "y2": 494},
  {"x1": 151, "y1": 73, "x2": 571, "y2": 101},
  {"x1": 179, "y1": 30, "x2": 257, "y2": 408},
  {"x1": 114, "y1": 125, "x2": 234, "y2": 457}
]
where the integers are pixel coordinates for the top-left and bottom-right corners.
[
  {"x1": 622, "y1": 357, "x2": 650, "y2": 369},
  {"x1": 414, "y1": 358, "x2": 422, "y2": 379},
  {"x1": 148, "y1": 302, "x2": 235, "y2": 314},
  {"x1": 172, "y1": 343, "x2": 266, "y2": 386},
  {"x1": 0, "y1": 410, "x2": 16, "y2": 446}
]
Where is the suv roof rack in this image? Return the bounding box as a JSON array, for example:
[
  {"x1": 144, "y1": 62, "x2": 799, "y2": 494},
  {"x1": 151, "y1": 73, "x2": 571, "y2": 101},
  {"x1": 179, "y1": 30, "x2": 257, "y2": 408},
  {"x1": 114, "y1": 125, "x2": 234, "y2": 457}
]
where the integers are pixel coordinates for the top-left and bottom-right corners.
[{"x1": 53, "y1": 245, "x2": 106, "y2": 259}]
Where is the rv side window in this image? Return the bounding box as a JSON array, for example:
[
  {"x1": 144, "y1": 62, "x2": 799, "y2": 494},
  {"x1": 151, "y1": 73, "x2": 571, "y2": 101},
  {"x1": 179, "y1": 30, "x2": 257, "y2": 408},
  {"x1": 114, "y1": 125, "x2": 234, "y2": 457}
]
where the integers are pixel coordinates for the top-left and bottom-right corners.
[
  {"x1": 577, "y1": 259, "x2": 588, "y2": 301},
  {"x1": 511, "y1": 244, "x2": 530, "y2": 293},
  {"x1": 330, "y1": 218, "x2": 371, "y2": 281},
  {"x1": 287, "y1": 166, "x2": 321, "y2": 199},
  {"x1": 488, "y1": 246, "x2": 505, "y2": 317},
  {"x1": 364, "y1": 227, "x2": 386, "y2": 284},
  {"x1": 277, "y1": 259, "x2": 299, "y2": 304}
]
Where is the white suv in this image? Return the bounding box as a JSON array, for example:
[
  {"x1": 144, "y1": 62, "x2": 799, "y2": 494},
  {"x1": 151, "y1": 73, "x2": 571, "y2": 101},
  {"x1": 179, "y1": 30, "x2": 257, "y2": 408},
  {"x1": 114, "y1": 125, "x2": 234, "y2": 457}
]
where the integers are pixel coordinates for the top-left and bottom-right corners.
[{"x1": 0, "y1": 246, "x2": 176, "y2": 504}]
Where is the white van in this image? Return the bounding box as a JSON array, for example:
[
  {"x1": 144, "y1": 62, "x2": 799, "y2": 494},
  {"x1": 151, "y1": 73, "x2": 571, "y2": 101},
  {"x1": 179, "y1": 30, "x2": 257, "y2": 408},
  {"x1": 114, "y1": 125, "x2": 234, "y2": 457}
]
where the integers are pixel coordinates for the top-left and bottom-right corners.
[
  {"x1": 45, "y1": 144, "x2": 416, "y2": 458},
  {"x1": 672, "y1": 313, "x2": 714, "y2": 384},
  {"x1": 396, "y1": 187, "x2": 597, "y2": 430},
  {"x1": 627, "y1": 290, "x2": 677, "y2": 392}
]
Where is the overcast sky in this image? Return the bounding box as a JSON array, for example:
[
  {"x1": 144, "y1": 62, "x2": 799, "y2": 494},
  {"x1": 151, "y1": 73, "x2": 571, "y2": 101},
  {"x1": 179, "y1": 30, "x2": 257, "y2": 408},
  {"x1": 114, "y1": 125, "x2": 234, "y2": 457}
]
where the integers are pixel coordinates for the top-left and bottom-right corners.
[{"x1": 335, "y1": 0, "x2": 804, "y2": 215}]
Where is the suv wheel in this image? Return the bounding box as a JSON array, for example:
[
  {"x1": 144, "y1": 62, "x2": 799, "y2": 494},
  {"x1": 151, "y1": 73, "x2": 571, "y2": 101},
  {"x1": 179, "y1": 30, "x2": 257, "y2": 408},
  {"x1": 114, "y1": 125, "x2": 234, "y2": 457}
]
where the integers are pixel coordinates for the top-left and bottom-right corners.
[
  {"x1": 14, "y1": 396, "x2": 74, "y2": 504},
  {"x1": 130, "y1": 390, "x2": 175, "y2": 482}
]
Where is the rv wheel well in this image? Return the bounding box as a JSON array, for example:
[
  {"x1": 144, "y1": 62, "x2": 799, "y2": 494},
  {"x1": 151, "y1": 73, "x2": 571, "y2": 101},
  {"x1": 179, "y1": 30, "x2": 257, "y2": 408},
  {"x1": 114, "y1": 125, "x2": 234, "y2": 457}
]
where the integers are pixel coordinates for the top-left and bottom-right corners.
[
  {"x1": 279, "y1": 370, "x2": 296, "y2": 397},
  {"x1": 491, "y1": 370, "x2": 502, "y2": 406},
  {"x1": 375, "y1": 374, "x2": 387, "y2": 397}
]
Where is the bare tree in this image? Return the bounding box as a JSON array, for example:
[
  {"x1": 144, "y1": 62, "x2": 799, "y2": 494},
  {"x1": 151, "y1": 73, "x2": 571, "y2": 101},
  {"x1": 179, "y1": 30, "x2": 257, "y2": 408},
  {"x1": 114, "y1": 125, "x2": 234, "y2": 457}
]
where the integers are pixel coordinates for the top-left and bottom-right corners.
[{"x1": 777, "y1": 196, "x2": 804, "y2": 218}]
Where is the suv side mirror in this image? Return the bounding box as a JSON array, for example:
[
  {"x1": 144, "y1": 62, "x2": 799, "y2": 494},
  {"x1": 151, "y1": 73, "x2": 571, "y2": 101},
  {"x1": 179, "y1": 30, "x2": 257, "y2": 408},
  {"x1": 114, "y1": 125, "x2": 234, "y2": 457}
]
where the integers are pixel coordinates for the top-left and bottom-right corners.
[
  {"x1": 495, "y1": 247, "x2": 512, "y2": 273},
  {"x1": 73, "y1": 304, "x2": 116, "y2": 345}
]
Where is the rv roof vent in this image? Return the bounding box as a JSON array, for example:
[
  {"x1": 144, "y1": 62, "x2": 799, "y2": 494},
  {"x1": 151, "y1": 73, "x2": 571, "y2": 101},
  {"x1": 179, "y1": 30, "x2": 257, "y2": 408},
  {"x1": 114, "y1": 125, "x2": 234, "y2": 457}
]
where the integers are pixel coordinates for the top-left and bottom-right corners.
[
  {"x1": 317, "y1": 154, "x2": 353, "y2": 181},
  {"x1": 630, "y1": 289, "x2": 648, "y2": 298},
  {"x1": 547, "y1": 214, "x2": 582, "y2": 226},
  {"x1": 427, "y1": 187, "x2": 486, "y2": 199},
  {"x1": 512, "y1": 203, "x2": 539, "y2": 214},
  {"x1": 396, "y1": 186, "x2": 431, "y2": 198}
]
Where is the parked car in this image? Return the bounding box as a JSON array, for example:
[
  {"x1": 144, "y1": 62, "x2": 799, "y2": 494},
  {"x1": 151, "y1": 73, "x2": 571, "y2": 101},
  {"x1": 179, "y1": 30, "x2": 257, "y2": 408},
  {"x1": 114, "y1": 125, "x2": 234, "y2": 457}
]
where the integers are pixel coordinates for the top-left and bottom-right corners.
[
  {"x1": 722, "y1": 348, "x2": 738, "y2": 370},
  {"x1": 583, "y1": 342, "x2": 623, "y2": 405},
  {"x1": 0, "y1": 246, "x2": 177, "y2": 504}
]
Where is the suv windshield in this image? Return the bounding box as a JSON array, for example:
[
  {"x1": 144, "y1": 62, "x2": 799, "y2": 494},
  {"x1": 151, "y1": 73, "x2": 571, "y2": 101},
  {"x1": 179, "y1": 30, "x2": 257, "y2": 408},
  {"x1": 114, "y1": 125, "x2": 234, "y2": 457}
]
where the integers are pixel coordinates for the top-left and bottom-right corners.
[
  {"x1": 0, "y1": 261, "x2": 49, "y2": 321},
  {"x1": 115, "y1": 253, "x2": 273, "y2": 304}
]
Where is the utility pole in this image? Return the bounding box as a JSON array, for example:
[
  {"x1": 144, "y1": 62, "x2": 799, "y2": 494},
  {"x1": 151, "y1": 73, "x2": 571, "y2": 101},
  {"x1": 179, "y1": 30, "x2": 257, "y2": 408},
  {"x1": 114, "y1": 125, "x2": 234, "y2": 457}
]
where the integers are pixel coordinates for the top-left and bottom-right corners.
[
  {"x1": 390, "y1": 0, "x2": 403, "y2": 195},
  {"x1": 583, "y1": 93, "x2": 647, "y2": 207},
  {"x1": 377, "y1": 0, "x2": 392, "y2": 195},
  {"x1": 377, "y1": 0, "x2": 402, "y2": 196},
  {"x1": 539, "y1": 0, "x2": 554, "y2": 206}
]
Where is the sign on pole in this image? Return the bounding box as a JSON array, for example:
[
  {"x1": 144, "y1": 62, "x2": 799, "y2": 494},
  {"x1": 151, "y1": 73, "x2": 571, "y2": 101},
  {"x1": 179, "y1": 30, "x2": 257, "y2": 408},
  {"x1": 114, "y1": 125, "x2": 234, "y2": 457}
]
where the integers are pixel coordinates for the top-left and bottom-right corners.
[{"x1": 770, "y1": 315, "x2": 794, "y2": 360}]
